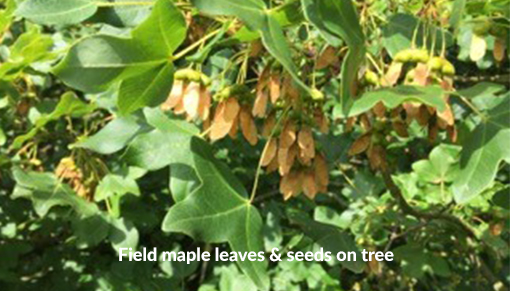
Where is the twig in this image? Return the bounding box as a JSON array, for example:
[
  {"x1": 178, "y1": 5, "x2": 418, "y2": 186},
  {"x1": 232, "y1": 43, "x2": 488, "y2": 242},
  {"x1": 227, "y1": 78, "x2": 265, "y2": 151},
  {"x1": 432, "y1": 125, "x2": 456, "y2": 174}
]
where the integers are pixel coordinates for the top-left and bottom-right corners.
[{"x1": 380, "y1": 169, "x2": 477, "y2": 239}]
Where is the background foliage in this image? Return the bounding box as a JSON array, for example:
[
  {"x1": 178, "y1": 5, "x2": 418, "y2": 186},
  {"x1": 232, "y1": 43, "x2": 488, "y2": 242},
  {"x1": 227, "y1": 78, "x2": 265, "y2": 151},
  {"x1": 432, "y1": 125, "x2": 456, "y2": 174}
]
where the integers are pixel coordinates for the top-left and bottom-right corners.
[{"x1": 0, "y1": 0, "x2": 509, "y2": 290}]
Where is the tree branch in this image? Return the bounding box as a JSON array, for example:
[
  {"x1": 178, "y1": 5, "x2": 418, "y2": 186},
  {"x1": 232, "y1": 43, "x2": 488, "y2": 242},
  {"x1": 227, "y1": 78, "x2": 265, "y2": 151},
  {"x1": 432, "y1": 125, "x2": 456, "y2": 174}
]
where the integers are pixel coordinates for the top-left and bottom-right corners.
[
  {"x1": 380, "y1": 169, "x2": 477, "y2": 239},
  {"x1": 380, "y1": 168, "x2": 509, "y2": 290}
]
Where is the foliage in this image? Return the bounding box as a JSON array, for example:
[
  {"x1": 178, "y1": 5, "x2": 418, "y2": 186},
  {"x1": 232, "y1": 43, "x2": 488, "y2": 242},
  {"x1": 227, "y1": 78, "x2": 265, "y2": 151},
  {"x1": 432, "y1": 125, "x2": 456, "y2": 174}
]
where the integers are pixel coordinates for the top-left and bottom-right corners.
[{"x1": 0, "y1": 0, "x2": 509, "y2": 290}]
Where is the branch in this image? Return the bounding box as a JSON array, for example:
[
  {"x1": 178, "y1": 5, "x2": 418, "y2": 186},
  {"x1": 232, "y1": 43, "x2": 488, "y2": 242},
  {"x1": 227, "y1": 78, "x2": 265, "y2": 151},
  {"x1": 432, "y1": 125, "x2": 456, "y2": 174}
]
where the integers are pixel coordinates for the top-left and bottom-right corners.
[
  {"x1": 381, "y1": 168, "x2": 509, "y2": 290},
  {"x1": 380, "y1": 169, "x2": 477, "y2": 239}
]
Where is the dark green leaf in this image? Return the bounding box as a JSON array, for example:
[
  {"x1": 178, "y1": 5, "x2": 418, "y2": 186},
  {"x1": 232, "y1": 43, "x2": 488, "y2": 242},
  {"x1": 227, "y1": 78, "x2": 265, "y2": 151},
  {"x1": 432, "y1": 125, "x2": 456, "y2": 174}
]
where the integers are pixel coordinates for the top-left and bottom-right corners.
[
  {"x1": 76, "y1": 116, "x2": 145, "y2": 155},
  {"x1": 301, "y1": 0, "x2": 365, "y2": 114},
  {"x1": 162, "y1": 138, "x2": 269, "y2": 290},
  {"x1": 16, "y1": 0, "x2": 97, "y2": 25},
  {"x1": 288, "y1": 210, "x2": 365, "y2": 273},
  {"x1": 191, "y1": 0, "x2": 309, "y2": 94},
  {"x1": 12, "y1": 168, "x2": 99, "y2": 217},
  {"x1": 382, "y1": 14, "x2": 453, "y2": 58},
  {"x1": 118, "y1": 62, "x2": 174, "y2": 115},
  {"x1": 337, "y1": 85, "x2": 446, "y2": 118},
  {"x1": 450, "y1": 0, "x2": 467, "y2": 31},
  {"x1": 72, "y1": 214, "x2": 111, "y2": 249},
  {"x1": 109, "y1": 217, "x2": 140, "y2": 252},
  {"x1": 453, "y1": 94, "x2": 510, "y2": 203},
  {"x1": 12, "y1": 92, "x2": 96, "y2": 149},
  {"x1": 123, "y1": 112, "x2": 197, "y2": 171},
  {"x1": 53, "y1": 0, "x2": 186, "y2": 112},
  {"x1": 53, "y1": 35, "x2": 163, "y2": 93}
]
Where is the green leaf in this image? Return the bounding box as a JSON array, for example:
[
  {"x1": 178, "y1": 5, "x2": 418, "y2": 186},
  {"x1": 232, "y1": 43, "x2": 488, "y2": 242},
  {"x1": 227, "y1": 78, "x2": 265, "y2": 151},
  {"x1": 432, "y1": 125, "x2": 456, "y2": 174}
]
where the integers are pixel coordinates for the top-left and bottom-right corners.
[
  {"x1": 37, "y1": 92, "x2": 96, "y2": 124},
  {"x1": 53, "y1": 0, "x2": 187, "y2": 113},
  {"x1": 219, "y1": 265, "x2": 258, "y2": 291},
  {"x1": 11, "y1": 168, "x2": 99, "y2": 217},
  {"x1": 288, "y1": 210, "x2": 365, "y2": 273},
  {"x1": 301, "y1": 0, "x2": 342, "y2": 47},
  {"x1": 169, "y1": 164, "x2": 200, "y2": 203},
  {"x1": 12, "y1": 92, "x2": 96, "y2": 149},
  {"x1": 0, "y1": 127, "x2": 6, "y2": 146},
  {"x1": 0, "y1": 0, "x2": 17, "y2": 32},
  {"x1": 53, "y1": 35, "x2": 165, "y2": 93},
  {"x1": 118, "y1": 63, "x2": 174, "y2": 114},
  {"x1": 16, "y1": 0, "x2": 97, "y2": 25},
  {"x1": 449, "y1": 0, "x2": 467, "y2": 31},
  {"x1": 109, "y1": 217, "x2": 140, "y2": 253},
  {"x1": 456, "y1": 82, "x2": 507, "y2": 111},
  {"x1": 301, "y1": 0, "x2": 365, "y2": 114},
  {"x1": 132, "y1": 0, "x2": 187, "y2": 56},
  {"x1": 311, "y1": 0, "x2": 364, "y2": 47},
  {"x1": 0, "y1": 27, "x2": 54, "y2": 79},
  {"x1": 72, "y1": 214, "x2": 111, "y2": 249},
  {"x1": 314, "y1": 206, "x2": 353, "y2": 230},
  {"x1": 191, "y1": 0, "x2": 309, "y2": 94},
  {"x1": 162, "y1": 138, "x2": 269, "y2": 290},
  {"x1": 76, "y1": 116, "x2": 145, "y2": 155},
  {"x1": 143, "y1": 107, "x2": 200, "y2": 134},
  {"x1": 95, "y1": 173, "x2": 141, "y2": 202},
  {"x1": 262, "y1": 202, "x2": 283, "y2": 252},
  {"x1": 453, "y1": 94, "x2": 510, "y2": 203},
  {"x1": 457, "y1": 82, "x2": 506, "y2": 99},
  {"x1": 159, "y1": 245, "x2": 200, "y2": 280},
  {"x1": 393, "y1": 243, "x2": 451, "y2": 278},
  {"x1": 94, "y1": 0, "x2": 153, "y2": 27},
  {"x1": 493, "y1": 187, "x2": 510, "y2": 210},
  {"x1": 191, "y1": 0, "x2": 266, "y2": 29},
  {"x1": 337, "y1": 85, "x2": 446, "y2": 118},
  {"x1": 123, "y1": 112, "x2": 198, "y2": 171},
  {"x1": 9, "y1": 28, "x2": 53, "y2": 63},
  {"x1": 382, "y1": 14, "x2": 453, "y2": 58},
  {"x1": 412, "y1": 144, "x2": 461, "y2": 184}
]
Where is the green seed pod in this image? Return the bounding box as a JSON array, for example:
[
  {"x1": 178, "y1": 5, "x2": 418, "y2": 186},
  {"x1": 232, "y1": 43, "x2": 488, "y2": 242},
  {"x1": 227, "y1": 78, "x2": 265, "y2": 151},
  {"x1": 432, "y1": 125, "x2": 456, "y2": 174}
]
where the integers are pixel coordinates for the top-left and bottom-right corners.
[
  {"x1": 441, "y1": 61, "x2": 456, "y2": 76},
  {"x1": 200, "y1": 74, "x2": 212, "y2": 86},
  {"x1": 214, "y1": 85, "x2": 252, "y2": 102},
  {"x1": 394, "y1": 49, "x2": 412, "y2": 63},
  {"x1": 174, "y1": 68, "x2": 202, "y2": 83},
  {"x1": 213, "y1": 87, "x2": 231, "y2": 101},
  {"x1": 310, "y1": 88, "x2": 324, "y2": 101},
  {"x1": 405, "y1": 70, "x2": 415, "y2": 83},
  {"x1": 364, "y1": 70, "x2": 379, "y2": 85},
  {"x1": 412, "y1": 49, "x2": 430, "y2": 63},
  {"x1": 274, "y1": 99, "x2": 286, "y2": 109},
  {"x1": 429, "y1": 57, "x2": 445, "y2": 71}
]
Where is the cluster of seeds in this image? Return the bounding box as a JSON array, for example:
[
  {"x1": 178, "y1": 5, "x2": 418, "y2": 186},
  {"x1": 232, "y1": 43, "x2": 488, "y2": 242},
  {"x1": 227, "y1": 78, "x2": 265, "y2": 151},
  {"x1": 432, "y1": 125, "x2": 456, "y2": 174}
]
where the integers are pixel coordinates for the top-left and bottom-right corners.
[
  {"x1": 56, "y1": 157, "x2": 88, "y2": 197},
  {"x1": 162, "y1": 69, "x2": 212, "y2": 121},
  {"x1": 162, "y1": 66, "x2": 330, "y2": 200},
  {"x1": 207, "y1": 85, "x2": 258, "y2": 145},
  {"x1": 262, "y1": 119, "x2": 329, "y2": 200},
  {"x1": 350, "y1": 48, "x2": 458, "y2": 169}
]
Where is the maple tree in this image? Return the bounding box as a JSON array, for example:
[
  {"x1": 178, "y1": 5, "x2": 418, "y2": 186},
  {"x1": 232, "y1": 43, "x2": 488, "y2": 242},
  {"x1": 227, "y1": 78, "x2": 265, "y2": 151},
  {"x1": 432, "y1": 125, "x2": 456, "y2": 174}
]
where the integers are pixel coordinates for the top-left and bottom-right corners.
[{"x1": 0, "y1": 0, "x2": 509, "y2": 290}]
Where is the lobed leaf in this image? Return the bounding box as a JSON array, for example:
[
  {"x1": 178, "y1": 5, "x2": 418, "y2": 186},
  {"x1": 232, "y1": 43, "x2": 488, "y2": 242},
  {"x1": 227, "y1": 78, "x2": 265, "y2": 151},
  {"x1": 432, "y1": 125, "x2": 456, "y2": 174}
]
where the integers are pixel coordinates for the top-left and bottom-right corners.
[
  {"x1": 301, "y1": 0, "x2": 366, "y2": 114},
  {"x1": 192, "y1": 0, "x2": 309, "y2": 94},
  {"x1": 453, "y1": 93, "x2": 510, "y2": 203},
  {"x1": 162, "y1": 138, "x2": 269, "y2": 290},
  {"x1": 336, "y1": 85, "x2": 446, "y2": 118},
  {"x1": 53, "y1": 0, "x2": 187, "y2": 114}
]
